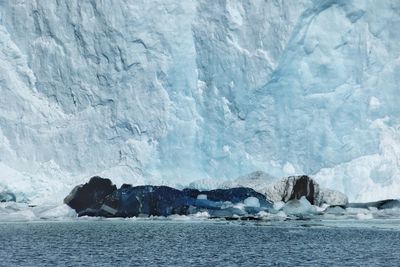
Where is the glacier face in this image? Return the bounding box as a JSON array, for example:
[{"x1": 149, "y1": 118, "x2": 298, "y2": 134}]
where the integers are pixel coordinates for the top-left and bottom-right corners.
[{"x1": 0, "y1": 0, "x2": 400, "y2": 203}]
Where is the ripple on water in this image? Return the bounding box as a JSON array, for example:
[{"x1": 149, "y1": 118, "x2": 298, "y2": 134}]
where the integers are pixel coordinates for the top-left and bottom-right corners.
[{"x1": 1, "y1": 220, "x2": 400, "y2": 266}]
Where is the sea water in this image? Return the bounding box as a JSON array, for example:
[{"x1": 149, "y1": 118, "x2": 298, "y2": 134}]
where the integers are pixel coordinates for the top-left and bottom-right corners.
[{"x1": 1, "y1": 220, "x2": 400, "y2": 266}]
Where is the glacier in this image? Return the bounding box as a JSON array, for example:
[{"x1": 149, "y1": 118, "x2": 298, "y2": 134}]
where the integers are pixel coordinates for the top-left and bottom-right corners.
[{"x1": 0, "y1": 0, "x2": 400, "y2": 204}]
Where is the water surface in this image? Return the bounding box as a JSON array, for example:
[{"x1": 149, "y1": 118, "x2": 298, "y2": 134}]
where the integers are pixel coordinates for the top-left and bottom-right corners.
[{"x1": 1, "y1": 220, "x2": 399, "y2": 266}]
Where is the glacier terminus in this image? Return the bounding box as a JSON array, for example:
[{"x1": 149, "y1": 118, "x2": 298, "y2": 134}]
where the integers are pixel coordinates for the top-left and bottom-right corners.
[{"x1": 0, "y1": 0, "x2": 400, "y2": 205}]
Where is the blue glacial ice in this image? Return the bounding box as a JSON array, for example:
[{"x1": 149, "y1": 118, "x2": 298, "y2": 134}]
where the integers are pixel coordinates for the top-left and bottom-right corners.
[{"x1": 0, "y1": 0, "x2": 399, "y2": 204}]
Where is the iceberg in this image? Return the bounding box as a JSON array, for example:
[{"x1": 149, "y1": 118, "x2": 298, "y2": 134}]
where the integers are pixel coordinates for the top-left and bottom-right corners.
[
  {"x1": 281, "y1": 197, "x2": 316, "y2": 216},
  {"x1": 64, "y1": 177, "x2": 273, "y2": 218},
  {"x1": 0, "y1": 202, "x2": 76, "y2": 222},
  {"x1": 228, "y1": 173, "x2": 348, "y2": 207}
]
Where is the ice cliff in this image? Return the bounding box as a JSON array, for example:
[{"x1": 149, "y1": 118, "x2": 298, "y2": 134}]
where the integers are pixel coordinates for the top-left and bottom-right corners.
[{"x1": 0, "y1": 0, "x2": 400, "y2": 203}]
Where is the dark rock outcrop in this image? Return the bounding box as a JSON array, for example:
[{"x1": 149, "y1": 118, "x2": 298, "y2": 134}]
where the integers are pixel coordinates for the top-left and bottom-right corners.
[
  {"x1": 65, "y1": 177, "x2": 273, "y2": 218},
  {"x1": 63, "y1": 176, "x2": 117, "y2": 213}
]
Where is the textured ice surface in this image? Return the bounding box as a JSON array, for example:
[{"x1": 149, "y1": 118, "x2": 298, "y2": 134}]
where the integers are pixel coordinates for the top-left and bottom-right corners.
[
  {"x1": 0, "y1": 0, "x2": 400, "y2": 203},
  {"x1": 243, "y1": 197, "x2": 260, "y2": 208},
  {"x1": 0, "y1": 203, "x2": 76, "y2": 222},
  {"x1": 318, "y1": 188, "x2": 348, "y2": 206},
  {"x1": 281, "y1": 197, "x2": 316, "y2": 216}
]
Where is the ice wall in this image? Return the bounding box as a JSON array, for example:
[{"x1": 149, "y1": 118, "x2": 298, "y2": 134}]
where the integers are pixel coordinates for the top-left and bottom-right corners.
[{"x1": 0, "y1": 0, "x2": 399, "y2": 203}]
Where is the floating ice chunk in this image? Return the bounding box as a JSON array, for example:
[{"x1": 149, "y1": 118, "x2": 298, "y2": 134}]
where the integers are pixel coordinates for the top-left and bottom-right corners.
[
  {"x1": 357, "y1": 212, "x2": 374, "y2": 220},
  {"x1": 197, "y1": 194, "x2": 208, "y2": 200},
  {"x1": 0, "y1": 202, "x2": 30, "y2": 215},
  {"x1": 168, "y1": 214, "x2": 193, "y2": 221},
  {"x1": 192, "y1": 211, "x2": 210, "y2": 218},
  {"x1": 5, "y1": 209, "x2": 37, "y2": 222},
  {"x1": 315, "y1": 203, "x2": 330, "y2": 212},
  {"x1": 221, "y1": 201, "x2": 234, "y2": 209},
  {"x1": 276, "y1": 211, "x2": 287, "y2": 218},
  {"x1": 345, "y1": 207, "x2": 369, "y2": 214},
  {"x1": 244, "y1": 197, "x2": 260, "y2": 208},
  {"x1": 0, "y1": 202, "x2": 78, "y2": 221},
  {"x1": 257, "y1": 211, "x2": 269, "y2": 217},
  {"x1": 233, "y1": 202, "x2": 246, "y2": 211},
  {"x1": 368, "y1": 207, "x2": 378, "y2": 212},
  {"x1": 373, "y1": 208, "x2": 400, "y2": 219},
  {"x1": 282, "y1": 196, "x2": 316, "y2": 216},
  {"x1": 324, "y1": 206, "x2": 346, "y2": 215},
  {"x1": 257, "y1": 210, "x2": 287, "y2": 220},
  {"x1": 273, "y1": 201, "x2": 285, "y2": 211},
  {"x1": 38, "y1": 204, "x2": 77, "y2": 220}
]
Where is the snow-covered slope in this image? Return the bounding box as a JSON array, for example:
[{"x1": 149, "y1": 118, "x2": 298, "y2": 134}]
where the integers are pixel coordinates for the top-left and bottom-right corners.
[{"x1": 0, "y1": 0, "x2": 399, "y2": 203}]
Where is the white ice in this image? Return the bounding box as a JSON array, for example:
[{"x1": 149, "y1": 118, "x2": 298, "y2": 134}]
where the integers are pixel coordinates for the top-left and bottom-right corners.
[{"x1": 0, "y1": 1, "x2": 399, "y2": 204}]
